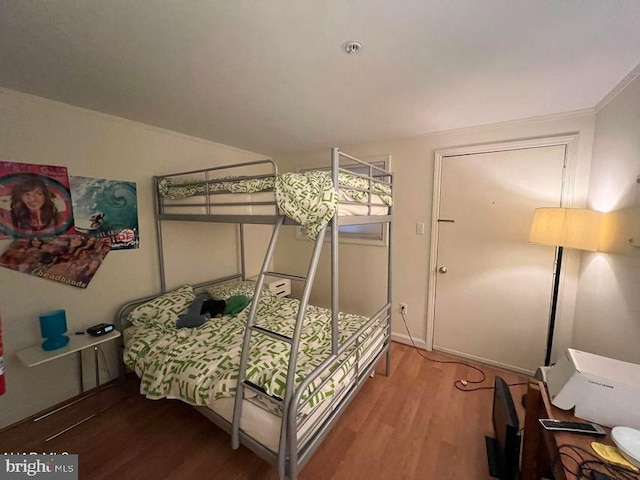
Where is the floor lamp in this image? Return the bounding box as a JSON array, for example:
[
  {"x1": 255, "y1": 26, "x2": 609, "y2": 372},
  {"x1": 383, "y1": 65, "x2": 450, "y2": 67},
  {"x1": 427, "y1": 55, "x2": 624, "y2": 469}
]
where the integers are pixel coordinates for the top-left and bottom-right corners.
[{"x1": 529, "y1": 207, "x2": 603, "y2": 366}]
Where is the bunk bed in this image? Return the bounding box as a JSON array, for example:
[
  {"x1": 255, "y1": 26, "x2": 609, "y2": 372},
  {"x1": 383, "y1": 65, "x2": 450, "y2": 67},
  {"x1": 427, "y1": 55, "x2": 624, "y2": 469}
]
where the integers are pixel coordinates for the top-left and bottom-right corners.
[{"x1": 116, "y1": 147, "x2": 393, "y2": 480}]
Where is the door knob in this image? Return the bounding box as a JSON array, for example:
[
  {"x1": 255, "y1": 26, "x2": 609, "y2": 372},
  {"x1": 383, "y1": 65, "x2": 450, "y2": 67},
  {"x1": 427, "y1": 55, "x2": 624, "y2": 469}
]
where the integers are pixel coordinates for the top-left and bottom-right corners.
[{"x1": 438, "y1": 266, "x2": 448, "y2": 274}]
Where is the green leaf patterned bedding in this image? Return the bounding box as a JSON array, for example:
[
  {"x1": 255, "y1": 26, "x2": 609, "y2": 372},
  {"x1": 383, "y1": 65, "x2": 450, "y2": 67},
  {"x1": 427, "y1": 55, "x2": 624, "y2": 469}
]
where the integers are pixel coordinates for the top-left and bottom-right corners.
[
  {"x1": 158, "y1": 176, "x2": 275, "y2": 199},
  {"x1": 158, "y1": 170, "x2": 392, "y2": 239},
  {"x1": 123, "y1": 292, "x2": 384, "y2": 418}
]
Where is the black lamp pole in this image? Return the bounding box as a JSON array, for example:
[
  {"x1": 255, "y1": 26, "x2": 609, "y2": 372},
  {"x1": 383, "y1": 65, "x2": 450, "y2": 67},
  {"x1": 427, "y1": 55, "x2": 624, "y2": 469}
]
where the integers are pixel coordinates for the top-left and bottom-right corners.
[{"x1": 545, "y1": 245, "x2": 564, "y2": 366}]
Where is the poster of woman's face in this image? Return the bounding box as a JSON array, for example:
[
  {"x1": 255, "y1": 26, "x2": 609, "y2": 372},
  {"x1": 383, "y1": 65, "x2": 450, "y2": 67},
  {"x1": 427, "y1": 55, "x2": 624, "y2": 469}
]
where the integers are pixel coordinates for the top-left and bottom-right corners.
[{"x1": 0, "y1": 160, "x2": 76, "y2": 239}]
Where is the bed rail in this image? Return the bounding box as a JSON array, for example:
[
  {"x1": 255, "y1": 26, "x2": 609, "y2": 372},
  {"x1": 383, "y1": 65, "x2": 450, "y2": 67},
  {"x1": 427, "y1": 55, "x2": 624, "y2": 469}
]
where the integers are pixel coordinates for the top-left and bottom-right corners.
[
  {"x1": 286, "y1": 303, "x2": 391, "y2": 476},
  {"x1": 155, "y1": 158, "x2": 280, "y2": 223},
  {"x1": 153, "y1": 152, "x2": 393, "y2": 228}
]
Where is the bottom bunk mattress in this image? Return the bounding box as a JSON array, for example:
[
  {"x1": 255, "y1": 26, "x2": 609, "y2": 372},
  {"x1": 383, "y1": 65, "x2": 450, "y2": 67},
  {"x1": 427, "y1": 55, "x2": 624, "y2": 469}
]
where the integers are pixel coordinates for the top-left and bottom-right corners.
[{"x1": 122, "y1": 281, "x2": 387, "y2": 452}]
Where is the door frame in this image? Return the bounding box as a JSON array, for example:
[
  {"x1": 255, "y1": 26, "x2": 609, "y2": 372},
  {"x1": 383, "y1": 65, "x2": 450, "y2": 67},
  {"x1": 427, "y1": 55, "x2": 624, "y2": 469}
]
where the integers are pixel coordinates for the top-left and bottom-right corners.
[{"x1": 426, "y1": 134, "x2": 581, "y2": 361}]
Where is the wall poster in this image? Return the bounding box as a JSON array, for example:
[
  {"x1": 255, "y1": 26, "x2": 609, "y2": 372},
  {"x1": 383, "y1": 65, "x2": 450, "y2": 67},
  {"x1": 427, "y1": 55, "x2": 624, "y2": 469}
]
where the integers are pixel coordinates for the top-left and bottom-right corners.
[
  {"x1": 0, "y1": 161, "x2": 76, "y2": 239},
  {"x1": 0, "y1": 313, "x2": 5, "y2": 396},
  {"x1": 70, "y1": 176, "x2": 139, "y2": 250},
  {"x1": 0, "y1": 234, "x2": 110, "y2": 288}
]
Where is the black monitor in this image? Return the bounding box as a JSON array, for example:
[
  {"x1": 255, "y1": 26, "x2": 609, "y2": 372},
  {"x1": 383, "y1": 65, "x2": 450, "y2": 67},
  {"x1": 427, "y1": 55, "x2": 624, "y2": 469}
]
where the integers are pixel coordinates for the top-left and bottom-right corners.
[{"x1": 485, "y1": 376, "x2": 521, "y2": 480}]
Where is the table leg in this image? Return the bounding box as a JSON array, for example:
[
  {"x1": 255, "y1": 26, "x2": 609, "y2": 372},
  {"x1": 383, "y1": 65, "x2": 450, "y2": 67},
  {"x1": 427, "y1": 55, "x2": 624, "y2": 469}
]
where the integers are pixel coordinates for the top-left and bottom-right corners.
[
  {"x1": 33, "y1": 351, "x2": 86, "y2": 423},
  {"x1": 78, "y1": 350, "x2": 84, "y2": 395},
  {"x1": 94, "y1": 346, "x2": 100, "y2": 415},
  {"x1": 19, "y1": 332, "x2": 123, "y2": 443}
]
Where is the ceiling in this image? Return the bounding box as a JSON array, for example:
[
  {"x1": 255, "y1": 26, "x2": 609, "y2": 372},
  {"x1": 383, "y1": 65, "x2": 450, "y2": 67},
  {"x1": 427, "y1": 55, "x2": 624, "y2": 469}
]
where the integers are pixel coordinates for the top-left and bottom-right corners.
[{"x1": 1, "y1": 1, "x2": 640, "y2": 156}]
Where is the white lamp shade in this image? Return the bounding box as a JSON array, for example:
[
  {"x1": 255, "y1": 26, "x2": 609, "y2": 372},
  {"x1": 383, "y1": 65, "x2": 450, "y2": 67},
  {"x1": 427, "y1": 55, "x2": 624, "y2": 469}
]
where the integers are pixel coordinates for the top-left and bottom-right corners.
[{"x1": 529, "y1": 207, "x2": 604, "y2": 251}]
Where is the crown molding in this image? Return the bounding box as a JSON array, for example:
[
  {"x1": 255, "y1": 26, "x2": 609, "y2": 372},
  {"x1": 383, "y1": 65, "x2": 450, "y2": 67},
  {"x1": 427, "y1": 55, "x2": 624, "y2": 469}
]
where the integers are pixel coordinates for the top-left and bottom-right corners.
[{"x1": 595, "y1": 62, "x2": 640, "y2": 114}]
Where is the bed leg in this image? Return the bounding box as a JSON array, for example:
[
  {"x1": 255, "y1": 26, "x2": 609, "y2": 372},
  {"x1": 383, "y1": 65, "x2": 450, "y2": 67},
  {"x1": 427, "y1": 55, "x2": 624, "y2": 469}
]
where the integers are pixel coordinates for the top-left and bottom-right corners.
[
  {"x1": 385, "y1": 347, "x2": 391, "y2": 376},
  {"x1": 287, "y1": 464, "x2": 297, "y2": 480}
]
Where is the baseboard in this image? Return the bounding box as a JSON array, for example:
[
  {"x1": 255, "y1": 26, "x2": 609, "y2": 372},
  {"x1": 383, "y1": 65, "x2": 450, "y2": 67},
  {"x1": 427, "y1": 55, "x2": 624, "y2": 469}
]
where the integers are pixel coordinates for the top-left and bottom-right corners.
[
  {"x1": 432, "y1": 346, "x2": 535, "y2": 377},
  {"x1": 391, "y1": 332, "x2": 428, "y2": 350}
]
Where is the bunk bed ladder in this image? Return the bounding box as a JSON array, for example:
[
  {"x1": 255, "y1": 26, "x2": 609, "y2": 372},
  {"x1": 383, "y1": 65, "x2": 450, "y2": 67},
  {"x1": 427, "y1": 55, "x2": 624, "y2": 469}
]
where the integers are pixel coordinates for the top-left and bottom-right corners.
[
  {"x1": 231, "y1": 218, "x2": 328, "y2": 477},
  {"x1": 232, "y1": 216, "x2": 286, "y2": 452}
]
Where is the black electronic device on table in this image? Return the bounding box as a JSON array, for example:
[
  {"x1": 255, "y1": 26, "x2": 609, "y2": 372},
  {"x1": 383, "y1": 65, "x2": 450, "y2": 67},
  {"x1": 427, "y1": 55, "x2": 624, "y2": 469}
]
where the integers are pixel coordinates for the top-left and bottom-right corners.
[
  {"x1": 485, "y1": 376, "x2": 521, "y2": 480},
  {"x1": 86, "y1": 323, "x2": 115, "y2": 337},
  {"x1": 539, "y1": 418, "x2": 607, "y2": 436}
]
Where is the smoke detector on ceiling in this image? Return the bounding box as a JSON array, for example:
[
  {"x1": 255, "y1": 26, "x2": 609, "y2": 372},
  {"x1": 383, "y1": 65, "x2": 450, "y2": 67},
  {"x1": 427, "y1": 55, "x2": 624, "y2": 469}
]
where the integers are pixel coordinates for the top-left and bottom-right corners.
[{"x1": 342, "y1": 41, "x2": 363, "y2": 54}]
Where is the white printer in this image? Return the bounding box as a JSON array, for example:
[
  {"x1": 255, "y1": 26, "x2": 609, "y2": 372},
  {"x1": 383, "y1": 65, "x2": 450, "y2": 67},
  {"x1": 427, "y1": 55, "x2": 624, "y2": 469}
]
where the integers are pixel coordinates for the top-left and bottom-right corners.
[{"x1": 540, "y1": 348, "x2": 640, "y2": 429}]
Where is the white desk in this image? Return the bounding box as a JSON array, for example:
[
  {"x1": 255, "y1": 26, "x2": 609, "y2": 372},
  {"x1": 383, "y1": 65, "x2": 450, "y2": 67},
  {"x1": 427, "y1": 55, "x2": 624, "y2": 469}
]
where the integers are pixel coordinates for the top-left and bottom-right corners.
[{"x1": 17, "y1": 330, "x2": 121, "y2": 441}]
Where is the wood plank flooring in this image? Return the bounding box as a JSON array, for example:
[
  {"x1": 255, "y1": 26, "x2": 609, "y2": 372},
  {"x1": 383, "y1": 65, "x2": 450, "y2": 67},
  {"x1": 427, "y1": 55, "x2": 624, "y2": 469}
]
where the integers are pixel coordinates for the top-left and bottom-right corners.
[{"x1": 0, "y1": 342, "x2": 528, "y2": 479}]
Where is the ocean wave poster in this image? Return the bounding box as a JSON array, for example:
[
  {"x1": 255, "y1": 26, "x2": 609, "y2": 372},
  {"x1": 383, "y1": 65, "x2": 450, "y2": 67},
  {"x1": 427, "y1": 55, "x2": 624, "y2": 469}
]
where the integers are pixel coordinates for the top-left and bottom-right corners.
[
  {"x1": 70, "y1": 176, "x2": 139, "y2": 250},
  {"x1": 0, "y1": 160, "x2": 76, "y2": 239}
]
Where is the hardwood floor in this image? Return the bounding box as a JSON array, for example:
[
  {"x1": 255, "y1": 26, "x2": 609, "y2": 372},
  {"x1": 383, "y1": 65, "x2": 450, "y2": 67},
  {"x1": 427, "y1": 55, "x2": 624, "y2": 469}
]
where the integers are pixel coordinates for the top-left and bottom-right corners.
[{"x1": 0, "y1": 342, "x2": 528, "y2": 479}]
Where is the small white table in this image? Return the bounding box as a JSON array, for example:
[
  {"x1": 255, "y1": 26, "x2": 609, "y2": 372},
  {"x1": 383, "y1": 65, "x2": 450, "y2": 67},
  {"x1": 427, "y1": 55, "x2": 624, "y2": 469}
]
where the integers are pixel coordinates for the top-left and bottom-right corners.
[{"x1": 17, "y1": 330, "x2": 121, "y2": 442}]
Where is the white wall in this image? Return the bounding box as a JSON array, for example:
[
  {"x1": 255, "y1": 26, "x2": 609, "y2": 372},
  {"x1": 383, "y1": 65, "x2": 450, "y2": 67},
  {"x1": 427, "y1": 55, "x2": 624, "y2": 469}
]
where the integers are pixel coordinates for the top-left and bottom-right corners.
[
  {"x1": 0, "y1": 88, "x2": 269, "y2": 428},
  {"x1": 275, "y1": 113, "x2": 595, "y2": 357},
  {"x1": 572, "y1": 73, "x2": 640, "y2": 363}
]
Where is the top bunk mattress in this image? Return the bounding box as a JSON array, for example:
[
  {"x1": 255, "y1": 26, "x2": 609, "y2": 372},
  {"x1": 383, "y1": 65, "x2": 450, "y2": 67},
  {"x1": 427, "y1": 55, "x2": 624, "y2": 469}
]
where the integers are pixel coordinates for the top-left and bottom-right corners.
[
  {"x1": 156, "y1": 168, "x2": 393, "y2": 239},
  {"x1": 160, "y1": 190, "x2": 390, "y2": 217}
]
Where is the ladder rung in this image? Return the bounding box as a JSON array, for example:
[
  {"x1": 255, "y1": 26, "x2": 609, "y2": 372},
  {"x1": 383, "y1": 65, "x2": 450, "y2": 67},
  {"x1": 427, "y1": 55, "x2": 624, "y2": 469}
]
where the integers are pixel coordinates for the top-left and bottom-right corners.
[
  {"x1": 242, "y1": 380, "x2": 284, "y2": 403},
  {"x1": 251, "y1": 325, "x2": 293, "y2": 343}
]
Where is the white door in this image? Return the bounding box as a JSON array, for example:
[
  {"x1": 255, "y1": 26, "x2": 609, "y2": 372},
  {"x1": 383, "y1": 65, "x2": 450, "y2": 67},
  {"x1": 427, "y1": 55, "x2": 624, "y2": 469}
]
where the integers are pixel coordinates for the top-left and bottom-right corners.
[{"x1": 432, "y1": 145, "x2": 566, "y2": 373}]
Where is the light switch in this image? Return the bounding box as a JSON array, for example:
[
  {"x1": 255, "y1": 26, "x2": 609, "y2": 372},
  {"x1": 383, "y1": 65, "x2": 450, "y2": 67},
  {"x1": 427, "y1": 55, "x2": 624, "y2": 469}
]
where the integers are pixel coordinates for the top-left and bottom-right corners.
[{"x1": 416, "y1": 223, "x2": 425, "y2": 235}]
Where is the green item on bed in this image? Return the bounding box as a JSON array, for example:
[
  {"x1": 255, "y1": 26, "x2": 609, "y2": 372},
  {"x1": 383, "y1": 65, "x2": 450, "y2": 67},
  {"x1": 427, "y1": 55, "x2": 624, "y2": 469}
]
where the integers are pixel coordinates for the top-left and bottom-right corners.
[{"x1": 223, "y1": 294, "x2": 250, "y2": 317}]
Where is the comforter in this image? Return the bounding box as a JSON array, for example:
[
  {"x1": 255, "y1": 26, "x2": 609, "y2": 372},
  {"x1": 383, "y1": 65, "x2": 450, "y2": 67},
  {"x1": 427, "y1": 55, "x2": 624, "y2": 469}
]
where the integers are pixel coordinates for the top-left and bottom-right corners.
[{"x1": 124, "y1": 292, "x2": 382, "y2": 417}]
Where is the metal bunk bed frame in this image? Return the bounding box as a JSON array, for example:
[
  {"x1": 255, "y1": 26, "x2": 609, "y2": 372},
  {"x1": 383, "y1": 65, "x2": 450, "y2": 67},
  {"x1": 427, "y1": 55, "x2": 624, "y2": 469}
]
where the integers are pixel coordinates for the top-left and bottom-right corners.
[{"x1": 150, "y1": 147, "x2": 393, "y2": 480}]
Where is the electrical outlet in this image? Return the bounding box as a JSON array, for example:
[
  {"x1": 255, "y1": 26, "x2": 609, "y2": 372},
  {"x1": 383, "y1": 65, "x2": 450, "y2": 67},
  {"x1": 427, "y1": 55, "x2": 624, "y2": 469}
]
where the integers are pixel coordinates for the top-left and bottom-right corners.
[{"x1": 400, "y1": 303, "x2": 408, "y2": 315}]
